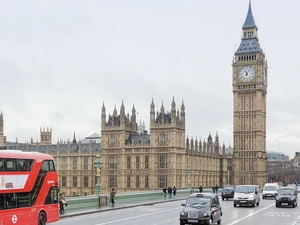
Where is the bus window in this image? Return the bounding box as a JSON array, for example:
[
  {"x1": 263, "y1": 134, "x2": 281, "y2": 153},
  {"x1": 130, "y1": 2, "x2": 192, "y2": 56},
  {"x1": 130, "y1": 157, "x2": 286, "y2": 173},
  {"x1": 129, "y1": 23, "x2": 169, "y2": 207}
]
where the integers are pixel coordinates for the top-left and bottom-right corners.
[
  {"x1": 0, "y1": 159, "x2": 3, "y2": 171},
  {"x1": 45, "y1": 187, "x2": 59, "y2": 204},
  {"x1": 41, "y1": 160, "x2": 49, "y2": 172},
  {"x1": 17, "y1": 159, "x2": 34, "y2": 171},
  {"x1": 5, "y1": 159, "x2": 16, "y2": 171},
  {"x1": 49, "y1": 160, "x2": 56, "y2": 171}
]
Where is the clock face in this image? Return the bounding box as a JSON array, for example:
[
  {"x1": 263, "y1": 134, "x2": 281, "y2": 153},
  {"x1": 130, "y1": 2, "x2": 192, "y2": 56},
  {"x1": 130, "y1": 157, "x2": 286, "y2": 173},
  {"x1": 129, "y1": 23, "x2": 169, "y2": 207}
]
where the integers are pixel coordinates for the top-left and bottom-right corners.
[{"x1": 238, "y1": 66, "x2": 255, "y2": 82}]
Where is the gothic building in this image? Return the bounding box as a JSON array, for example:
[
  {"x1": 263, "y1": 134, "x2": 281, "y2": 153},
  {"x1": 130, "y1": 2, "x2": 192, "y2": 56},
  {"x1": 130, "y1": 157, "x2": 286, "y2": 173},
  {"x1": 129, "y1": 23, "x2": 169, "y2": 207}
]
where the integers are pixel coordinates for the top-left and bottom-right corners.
[
  {"x1": 100, "y1": 98, "x2": 232, "y2": 193},
  {"x1": 232, "y1": 2, "x2": 267, "y2": 186}
]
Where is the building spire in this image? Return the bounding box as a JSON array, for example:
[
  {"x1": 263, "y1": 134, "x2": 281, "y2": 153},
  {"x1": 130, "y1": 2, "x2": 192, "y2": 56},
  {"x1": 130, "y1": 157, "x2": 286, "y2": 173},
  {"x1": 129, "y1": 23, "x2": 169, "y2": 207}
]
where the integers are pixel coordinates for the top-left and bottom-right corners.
[{"x1": 242, "y1": 0, "x2": 257, "y2": 30}]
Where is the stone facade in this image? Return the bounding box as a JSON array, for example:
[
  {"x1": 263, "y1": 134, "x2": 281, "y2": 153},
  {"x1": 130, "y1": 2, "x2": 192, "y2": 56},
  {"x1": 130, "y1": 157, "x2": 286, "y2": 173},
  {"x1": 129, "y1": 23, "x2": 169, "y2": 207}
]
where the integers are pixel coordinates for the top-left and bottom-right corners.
[
  {"x1": 100, "y1": 99, "x2": 232, "y2": 193},
  {"x1": 232, "y1": 3, "x2": 267, "y2": 187}
]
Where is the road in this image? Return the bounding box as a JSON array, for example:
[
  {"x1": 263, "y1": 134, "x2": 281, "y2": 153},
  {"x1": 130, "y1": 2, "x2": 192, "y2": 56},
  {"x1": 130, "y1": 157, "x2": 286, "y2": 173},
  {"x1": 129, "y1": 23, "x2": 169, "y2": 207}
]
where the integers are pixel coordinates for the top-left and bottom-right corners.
[{"x1": 53, "y1": 197, "x2": 300, "y2": 225}]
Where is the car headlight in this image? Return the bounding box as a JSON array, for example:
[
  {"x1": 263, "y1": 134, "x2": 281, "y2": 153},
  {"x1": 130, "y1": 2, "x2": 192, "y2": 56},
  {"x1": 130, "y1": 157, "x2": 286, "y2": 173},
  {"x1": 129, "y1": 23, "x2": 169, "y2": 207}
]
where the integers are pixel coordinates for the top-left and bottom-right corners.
[
  {"x1": 180, "y1": 211, "x2": 186, "y2": 216},
  {"x1": 203, "y1": 212, "x2": 208, "y2": 217},
  {"x1": 249, "y1": 194, "x2": 254, "y2": 198},
  {"x1": 291, "y1": 197, "x2": 296, "y2": 200},
  {"x1": 234, "y1": 194, "x2": 238, "y2": 199}
]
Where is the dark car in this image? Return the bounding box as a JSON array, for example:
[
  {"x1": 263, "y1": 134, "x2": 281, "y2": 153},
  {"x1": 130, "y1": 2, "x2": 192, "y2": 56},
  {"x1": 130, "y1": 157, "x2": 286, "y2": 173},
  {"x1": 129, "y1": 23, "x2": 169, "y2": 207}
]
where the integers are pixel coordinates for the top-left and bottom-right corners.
[
  {"x1": 179, "y1": 193, "x2": 222, "y2": 225},
  {"x1": 276, "y1": 187, "x2": 298, "y2": 208},
  {"x1": 221, "y1": 185, "x2": 234, "y2": 200}
]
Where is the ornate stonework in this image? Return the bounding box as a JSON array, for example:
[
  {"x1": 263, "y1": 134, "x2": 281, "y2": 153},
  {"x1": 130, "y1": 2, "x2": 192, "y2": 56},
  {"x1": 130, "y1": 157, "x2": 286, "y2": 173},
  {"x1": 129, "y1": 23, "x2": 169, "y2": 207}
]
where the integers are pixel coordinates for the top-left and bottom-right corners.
[{"x1": 232, "y1": 3, "x2": 267, "y2": 187}]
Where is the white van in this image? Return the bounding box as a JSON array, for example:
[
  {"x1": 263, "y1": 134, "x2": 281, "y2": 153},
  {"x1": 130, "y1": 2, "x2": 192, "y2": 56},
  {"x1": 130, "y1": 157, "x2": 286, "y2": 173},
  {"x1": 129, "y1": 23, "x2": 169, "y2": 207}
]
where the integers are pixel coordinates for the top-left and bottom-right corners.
[
  {"x1": 233, "y1": 185, "x2": 260, "y2": 207},
  {"x1": 262, "y1": 183, "x2": 279, "y2": 199}
]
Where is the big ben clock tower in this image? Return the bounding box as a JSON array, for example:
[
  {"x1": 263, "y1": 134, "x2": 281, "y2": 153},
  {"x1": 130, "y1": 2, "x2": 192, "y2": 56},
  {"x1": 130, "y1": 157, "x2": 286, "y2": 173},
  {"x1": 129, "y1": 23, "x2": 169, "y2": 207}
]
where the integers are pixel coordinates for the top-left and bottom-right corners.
[{"x1": 232, "y1": 2, "x2": 267, "y2": 187}]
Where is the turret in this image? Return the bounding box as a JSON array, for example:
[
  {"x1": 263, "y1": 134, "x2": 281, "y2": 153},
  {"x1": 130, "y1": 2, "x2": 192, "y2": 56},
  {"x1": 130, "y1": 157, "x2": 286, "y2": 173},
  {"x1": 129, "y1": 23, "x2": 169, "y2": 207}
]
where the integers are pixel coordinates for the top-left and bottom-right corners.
[
  {"x1": 0, "y1": 111, "x2": 3, "y2": 135},
  {"x1": 180, "y1": 100, "x2": 185, "y2": 127},
  {"x1": 150, "y1": 98, "x2": 155, "y2": 123},
  {"x1": 171, "y1": 97, "x2": 176, "y2": 120},
  {"x1": 101, "y1": 102, "x2": 106, "y2": 129},
  {"x1": 120, "y1": 101, "x2": 126, "y2": 127}
]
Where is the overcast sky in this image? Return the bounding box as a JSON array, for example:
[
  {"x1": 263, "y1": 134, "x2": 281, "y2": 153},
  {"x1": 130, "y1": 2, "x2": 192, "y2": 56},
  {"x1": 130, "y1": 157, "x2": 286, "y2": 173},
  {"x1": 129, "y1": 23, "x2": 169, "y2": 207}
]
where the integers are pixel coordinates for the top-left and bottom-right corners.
[{"x1": 0, "y1": 0, "x2": 299, "y2": 158}]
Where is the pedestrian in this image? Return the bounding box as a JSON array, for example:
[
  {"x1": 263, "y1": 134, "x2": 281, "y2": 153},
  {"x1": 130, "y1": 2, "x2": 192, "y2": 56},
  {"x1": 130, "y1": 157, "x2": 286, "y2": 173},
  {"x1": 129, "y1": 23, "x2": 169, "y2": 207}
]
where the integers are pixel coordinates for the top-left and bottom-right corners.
[
  {"x1": 215, "y1": 184, "x2": 219, "y2": 194},
  {"x1": 58, "y1": 192, "x2": 67, "y2": 214},
  {"x1": 110, "y1": 188, "x2": 116, "y2": 206},
  {"x1": 199, "y1": 185, "x2": 203, "y2": 193},
  {"x1": 173, "y1": 186, "x2": 177, "y2": 197},
  {"x1": 167, "y1": 186, "x2": 172, "y2": 199},
  {"x1": 163, "y1": 187, "x2": 167, "y2": 199},
  {"x1": 212, "y1": 186, "x2": 215, "y2": 194}
]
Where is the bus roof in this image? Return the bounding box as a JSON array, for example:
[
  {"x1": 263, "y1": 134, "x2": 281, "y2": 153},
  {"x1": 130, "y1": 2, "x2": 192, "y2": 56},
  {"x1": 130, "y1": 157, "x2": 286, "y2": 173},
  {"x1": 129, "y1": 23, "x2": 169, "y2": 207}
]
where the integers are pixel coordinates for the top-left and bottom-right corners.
[{"x1": 0, "y1": 150, "x2": 54, "y2": 162}]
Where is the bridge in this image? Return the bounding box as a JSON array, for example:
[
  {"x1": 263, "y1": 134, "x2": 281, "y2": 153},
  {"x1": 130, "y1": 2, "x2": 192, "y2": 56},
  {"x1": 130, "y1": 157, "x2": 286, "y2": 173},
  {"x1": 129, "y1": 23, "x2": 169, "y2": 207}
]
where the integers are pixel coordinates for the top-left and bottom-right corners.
[{"x1": 61, "y1": 188, "x2": 213, "y2": 217}]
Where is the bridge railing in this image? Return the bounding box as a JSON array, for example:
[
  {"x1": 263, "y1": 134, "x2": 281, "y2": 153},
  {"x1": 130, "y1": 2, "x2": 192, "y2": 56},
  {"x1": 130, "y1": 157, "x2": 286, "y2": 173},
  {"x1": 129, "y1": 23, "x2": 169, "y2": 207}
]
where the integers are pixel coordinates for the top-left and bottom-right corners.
[{"x1": 64, "y1": 188, "x2": 218, "y2": 211}]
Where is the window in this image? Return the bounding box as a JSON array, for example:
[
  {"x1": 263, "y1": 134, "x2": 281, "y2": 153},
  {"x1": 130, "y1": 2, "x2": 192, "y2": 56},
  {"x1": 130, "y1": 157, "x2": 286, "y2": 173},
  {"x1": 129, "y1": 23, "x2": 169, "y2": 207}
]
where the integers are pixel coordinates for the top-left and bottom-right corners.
[
  {"x1": 145, "y1": 156, "x2": 149, "y2": 169},
  {"x1": 136, "y1": 176, "x2": 140, "y2": 188},
  {"x1": 109, "y1": 175, "x2": 117, "y2": 188},
  {"x1": 83, "y1": 157, "x2": 88, "y2": 170},
  {"x1": 159, "y1": 154, "x2": 167, "y2": 168},
  {"x1": 84, "y1": 176, "x2": 88, "y2": 187},
  {"x1": 158, "y1": 175, "x2": 167, "y2": 188},
  {"x1": 73, "y1": 176, "x2": 77, "y2": 187},
  {"x1": 44, "y1": 187, "x2": 59, "y2": 204},
  {"x1": 4, "y1": 159, "x2": 16, "y2": 171},
  {"x1": 127, "y1": 176, "x2": 131, "y2": 188},
  {"x1": 61, "y1": 176, "x2": 67, "y2": 187},
  {"x1": 110, "y1": 135, "x2": 117, "y2": 146},
  {"x1": 41, "y1": 160, "x2": 55, "y2": 172},
  {"x1": 109, "y1": 155, "x2": 117, "y2": 169},
  {"x1": 127, "y1": 156, "x2": 131, "y2": 169},
  {"x1": 145, "y1": 175, "x2": 149, "y2": 188},
  {"x1": 136, "y1": 156, "x2": 140, "y2": 169},
  {"x1": 73, "y1": 157, "x2": 77, "y2": 170},
  {"x1": 62, "y1": 157, "x2": 67, "y2": 170},
  {"x1": 159, "y1": 133, "x2": 166, "y2": 144}
]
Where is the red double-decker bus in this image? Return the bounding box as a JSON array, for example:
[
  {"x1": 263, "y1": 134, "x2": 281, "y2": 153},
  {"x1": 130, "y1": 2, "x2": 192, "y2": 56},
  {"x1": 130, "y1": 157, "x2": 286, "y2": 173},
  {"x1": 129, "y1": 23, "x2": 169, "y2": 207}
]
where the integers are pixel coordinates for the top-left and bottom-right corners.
[{"x1": 0, "y1": 150, "x2": 60, "y2": 225}]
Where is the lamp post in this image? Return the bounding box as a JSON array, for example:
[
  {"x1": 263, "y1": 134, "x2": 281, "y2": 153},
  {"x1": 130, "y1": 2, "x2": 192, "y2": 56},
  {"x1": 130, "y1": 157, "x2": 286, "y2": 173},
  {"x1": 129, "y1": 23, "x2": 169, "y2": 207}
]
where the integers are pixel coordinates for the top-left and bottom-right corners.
[
  {"x1": 94, "y1": 155, "x2": 103, "y2": 195},
  {"x1": 227, "y1": 170, "x2": 230, "y2": 185},
  {"x1": 248, "y1": 173, "x2": 250, "y2": 185}
]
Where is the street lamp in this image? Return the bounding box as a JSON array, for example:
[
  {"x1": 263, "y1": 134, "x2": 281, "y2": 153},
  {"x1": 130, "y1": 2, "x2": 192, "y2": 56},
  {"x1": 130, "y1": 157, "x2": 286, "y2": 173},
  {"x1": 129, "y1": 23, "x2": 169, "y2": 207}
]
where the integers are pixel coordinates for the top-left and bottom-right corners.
[
  {"x1": 94, "y1": 155, "x2": 103, "y2": 195},
  {"x1": 248, "y1": 173, "x2": 250, "y2": 185},
  {"x1": 227, "y1": 170, "x2": 230, "y2": 185}
]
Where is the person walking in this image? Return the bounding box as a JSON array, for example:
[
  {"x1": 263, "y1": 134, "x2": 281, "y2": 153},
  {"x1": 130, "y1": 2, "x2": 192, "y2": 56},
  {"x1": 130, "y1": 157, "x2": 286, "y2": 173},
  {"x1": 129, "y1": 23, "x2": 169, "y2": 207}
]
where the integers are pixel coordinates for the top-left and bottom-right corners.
[
  {"x1": 215, "y1": 185, "x2": 219, "y2": 194},
  {"x1": 167, "y1": 186, "x2": 172, "y2": 199},
  {"x1": 58, "y1": 192, "x2": 67, "y2": 214},
  {"x1": 212, "y1": 186, "x2": 215, "y2": 194},
  {"x1": 173, "y1": 186, "x2": 177, "y2": 197},
  {"x1": 199, "y1": 186, "x2": 203, "y2": 193},
  {"x1": 163, "y1": 187, "x2": 167, "y2": 199},
  {"x1": 110, "y1": 188, "x2": 116, "y2": 206}
]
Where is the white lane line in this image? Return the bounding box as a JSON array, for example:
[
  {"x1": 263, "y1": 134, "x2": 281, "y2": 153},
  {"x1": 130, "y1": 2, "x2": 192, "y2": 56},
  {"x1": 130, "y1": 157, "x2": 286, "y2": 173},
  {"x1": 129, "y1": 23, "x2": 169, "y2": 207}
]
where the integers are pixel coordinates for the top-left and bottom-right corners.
[
  {"x1": 95, "y1": 207, "x2": 182, "y2": 225},
  {"x1": 226, "y1": 204, "x2": 274, "y2": 225}
]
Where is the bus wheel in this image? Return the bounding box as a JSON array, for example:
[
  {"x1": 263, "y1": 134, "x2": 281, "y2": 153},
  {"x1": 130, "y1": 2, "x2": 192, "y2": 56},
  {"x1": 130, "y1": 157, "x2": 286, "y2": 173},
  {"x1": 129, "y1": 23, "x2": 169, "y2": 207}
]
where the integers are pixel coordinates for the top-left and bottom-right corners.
[{"x1": 38, "y1": 212, "x2": 47, "y2": 225}]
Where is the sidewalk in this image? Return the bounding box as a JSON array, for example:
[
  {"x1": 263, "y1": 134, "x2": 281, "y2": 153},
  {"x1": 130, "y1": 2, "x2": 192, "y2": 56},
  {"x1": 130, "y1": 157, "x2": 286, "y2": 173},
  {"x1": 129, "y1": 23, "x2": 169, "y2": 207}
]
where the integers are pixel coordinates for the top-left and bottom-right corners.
[{"x1": 60, "y1": 193, "x2": 187, "y2": 218}]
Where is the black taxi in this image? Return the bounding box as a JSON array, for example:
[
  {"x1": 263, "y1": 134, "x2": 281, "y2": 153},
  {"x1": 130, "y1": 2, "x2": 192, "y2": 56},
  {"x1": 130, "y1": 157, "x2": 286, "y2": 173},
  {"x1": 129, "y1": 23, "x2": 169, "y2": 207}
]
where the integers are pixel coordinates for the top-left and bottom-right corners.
[
  {"x1": 179, "y1": 193, "x2": 222, "y2": 225},
  {"x1": 221, "y1": 185, "x2": 234, "y2": 200}
]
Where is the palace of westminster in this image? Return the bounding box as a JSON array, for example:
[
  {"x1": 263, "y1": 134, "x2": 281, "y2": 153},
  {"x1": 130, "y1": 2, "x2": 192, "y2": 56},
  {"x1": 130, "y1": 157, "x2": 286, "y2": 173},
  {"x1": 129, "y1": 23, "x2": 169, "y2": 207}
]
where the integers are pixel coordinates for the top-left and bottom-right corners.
[{"x1": 0, "y1": 3, "x2": 268, "y2": 196}]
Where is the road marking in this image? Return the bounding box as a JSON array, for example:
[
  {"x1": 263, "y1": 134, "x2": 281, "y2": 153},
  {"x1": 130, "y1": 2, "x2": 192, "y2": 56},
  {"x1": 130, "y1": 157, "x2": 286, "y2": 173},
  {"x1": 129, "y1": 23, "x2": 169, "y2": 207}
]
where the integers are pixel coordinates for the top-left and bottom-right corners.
[
  {"x1": 226, "y1": 204, "x2": 274, "y2": 225},
  {"x1": 95, "y1": 207, "x2": 182, "y2": 225}
]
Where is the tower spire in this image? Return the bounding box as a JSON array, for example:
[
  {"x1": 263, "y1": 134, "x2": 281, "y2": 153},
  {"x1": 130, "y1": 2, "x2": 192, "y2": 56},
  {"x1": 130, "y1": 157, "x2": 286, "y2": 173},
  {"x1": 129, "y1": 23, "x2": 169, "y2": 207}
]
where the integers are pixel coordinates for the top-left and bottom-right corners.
[{"x1": 243, "y1": 0, "x2": 257, "y2": 30}]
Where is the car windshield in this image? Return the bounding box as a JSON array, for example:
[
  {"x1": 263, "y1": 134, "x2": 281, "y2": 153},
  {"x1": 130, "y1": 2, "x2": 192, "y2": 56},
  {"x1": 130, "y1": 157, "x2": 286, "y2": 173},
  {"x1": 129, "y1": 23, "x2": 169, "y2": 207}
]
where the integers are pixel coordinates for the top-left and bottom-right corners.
[
  {"x1": 186, "y1": 197, "x2": 210, "y2": 207},
  {"x1": 278, "y1": 189, "x2": 294, "y2": 195},
  {"x1": 264, "y1": 186, "x2": 276, "y2": 191},
  {"x1": 223, "y1": 186, "x2": 234, "y2": 190},
  {"x1": 235, "y1": 186, "x2": 254, "y2": 193}
]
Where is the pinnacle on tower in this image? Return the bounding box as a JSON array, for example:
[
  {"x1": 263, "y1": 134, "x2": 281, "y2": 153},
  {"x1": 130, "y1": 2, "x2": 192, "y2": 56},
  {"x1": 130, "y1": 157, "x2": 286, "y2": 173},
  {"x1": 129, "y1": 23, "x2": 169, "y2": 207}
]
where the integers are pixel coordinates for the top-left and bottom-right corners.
[{"x1": 242, "y1": 1, "x2": 257, "y2": 30}]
